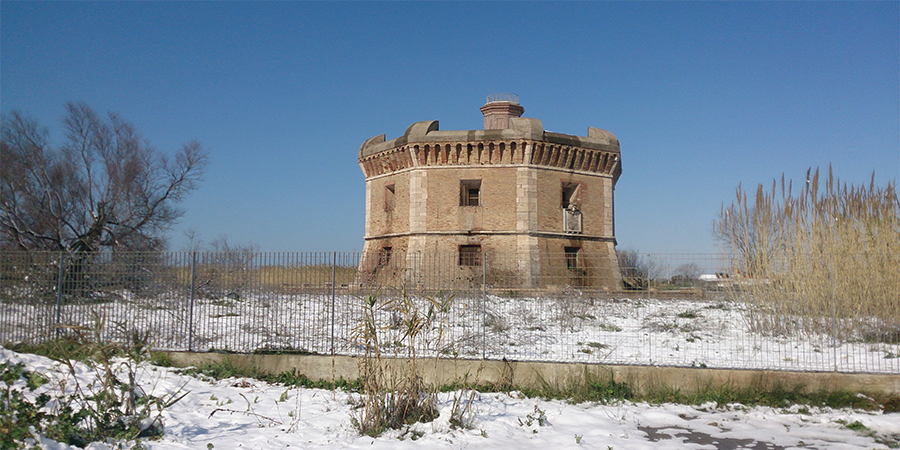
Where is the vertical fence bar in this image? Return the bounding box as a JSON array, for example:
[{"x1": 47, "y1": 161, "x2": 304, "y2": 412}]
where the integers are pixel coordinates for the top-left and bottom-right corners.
[
  {"x1": 831, "y1": 251, "x2": 838, "y2": 372},
  {"x1": 829, "y1": 216, "x2": 838, "y2": 372},
  {"x1": 330, "y1": 251, "x2": 336, "y2": 356},
  {"x1": 647, "y1": 299, "x2": 653, "y2": 366},
  {"x1": 55, "y1": 253, "x2": 65, "y2": 338},
  {"x1": 481, "y1": 251, "x2": 487, "y2": 360},
  {"x1": 188, "y1": 252, "x2": 196, "y2": 352}
]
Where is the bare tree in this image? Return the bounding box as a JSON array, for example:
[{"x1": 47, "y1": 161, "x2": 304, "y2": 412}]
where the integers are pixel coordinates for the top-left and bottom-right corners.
[
  {"x1": 674, "y1": 263, "x2": 701, "y2": 280},
  {"x1": 1, "y1": 102, "x2": 208, "y2": 253},
  {"x1": 617, "y1": 248, "x2": 651, "y2": 290},
  {"x1": 672, "y1": 263, "x2": 701, "y2": 285},
  {"x1": 194, "y1": 236, "x2": 260, "y2": 300}
]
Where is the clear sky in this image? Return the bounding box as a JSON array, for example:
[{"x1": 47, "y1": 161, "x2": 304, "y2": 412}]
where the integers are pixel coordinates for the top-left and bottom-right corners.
[{"x1": 2, "y1": 1, "x2": 897, "y2": 254}]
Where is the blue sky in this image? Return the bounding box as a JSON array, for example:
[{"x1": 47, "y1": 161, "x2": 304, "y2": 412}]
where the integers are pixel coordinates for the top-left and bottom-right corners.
[{"x1": 2, "y1": 1, "x2": 897, "y2": 254}]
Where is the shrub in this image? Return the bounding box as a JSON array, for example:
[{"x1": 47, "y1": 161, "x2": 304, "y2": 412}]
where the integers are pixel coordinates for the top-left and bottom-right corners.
[
  {"x1": 350, "y1": 290, "x2": 456, "y2": 436},
  {"x1": 2, "y1": 313, "x2": 187, "y2": 448}
]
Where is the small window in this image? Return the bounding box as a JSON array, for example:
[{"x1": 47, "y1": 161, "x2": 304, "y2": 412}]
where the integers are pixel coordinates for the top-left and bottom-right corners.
[
  {"x1": 562, "y1": 182, "x2": 582, "y2": 209},
  {"x1": 379, "y1": 247, "x2": 392, "y2": 266},
  {"x1": 458, "y1": 245, "x2": 482, "y2": 266},
  {"x1": 564, "y1": 246, "x2": 580, "y2": 270},
  {"x1": 384, "y1": 184, "x2": 395, "y2": 212},
  {"x1": 460, "y1": 179, "x2": 481, "y2": 206}
]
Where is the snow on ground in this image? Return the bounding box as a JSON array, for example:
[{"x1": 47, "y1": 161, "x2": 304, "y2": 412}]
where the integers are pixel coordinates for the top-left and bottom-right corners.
[
  {"x1": 3, "y1": 295, "x2": 899, "y2": 374},
  {"x1": 3, "y1": 347, "x2": 899, "y2": 450}
]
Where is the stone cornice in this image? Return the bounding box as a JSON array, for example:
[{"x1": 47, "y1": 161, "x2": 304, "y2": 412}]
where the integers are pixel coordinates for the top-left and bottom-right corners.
[
  {"x1": 364, "y1": 230, "x2": 616, "y2": 243},
  {"x1": 360, "y1": 119, "x2": 619, "y2": 157},
  {"x1": 359, "y1": 138, "x2": 621, "y2": 182},
  {"x1": 362, "y1": 163, "x2": 619, "y2": 183}
]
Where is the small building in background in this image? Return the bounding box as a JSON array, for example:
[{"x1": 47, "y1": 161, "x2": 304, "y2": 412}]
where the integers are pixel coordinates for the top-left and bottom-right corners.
[{"x1": 358, "y1": 94, "x2": 623, "y2": 290}]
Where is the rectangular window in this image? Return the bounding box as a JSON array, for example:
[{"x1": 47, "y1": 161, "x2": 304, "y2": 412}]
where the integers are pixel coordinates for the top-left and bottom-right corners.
[
  {"x1": 562, "y1": 182, "x2": 582, "y2": 209},
  {"x1": 384, "y1": 184, "x2": 395, "y2": 212},
  {"x1": 379, "y1": 247, "x2": 392, "y2": 266},
  {"x1": 564, "y1": 247, "x2": 580, "y2": 270},
  {"x1": 460, "y1": 179, "x2": 481, "y2": 206},
  {"x1": 458, "y1": 245, "x2": 482, "y2": 266}
]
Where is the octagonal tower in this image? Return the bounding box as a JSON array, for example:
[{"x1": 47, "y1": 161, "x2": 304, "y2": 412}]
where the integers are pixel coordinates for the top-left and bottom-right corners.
[{"x1": 358, "y1": 95, "x2": 623, "y2": 290}]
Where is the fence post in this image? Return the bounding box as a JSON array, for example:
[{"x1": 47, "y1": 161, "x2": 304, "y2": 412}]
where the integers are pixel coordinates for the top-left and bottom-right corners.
[
  {"x1": 645, "y1": 253, "x2": 653, "y2": 366},
  {"x1": 188, "y1": 252, "x2": 196, "y2": 352},
  {"x1": 481, "y1": 251, "x2": 487, "y2": 360},
  {"x1": 830, "y1": 222, "x2": 838, "y2": 372},
  {"x1": 331, "y1": 251, "x2": 336, "y2": 356},
  {"x1": 55, "y1": 253, "x2": 65, "y2": 338}
]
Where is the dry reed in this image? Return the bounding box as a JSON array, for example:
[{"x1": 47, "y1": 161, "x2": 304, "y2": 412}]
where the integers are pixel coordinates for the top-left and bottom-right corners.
[
  {"x1": 351, "y1": 289, "x2": 458, "y2": 436},
  {"x1": 716, "y1": 167, "x2": 900, "y2": 341}
]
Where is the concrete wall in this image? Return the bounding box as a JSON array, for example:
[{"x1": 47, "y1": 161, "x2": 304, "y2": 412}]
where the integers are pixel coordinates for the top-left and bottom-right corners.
[{"x1": 164, "y1": 352, "x2": 900, "y2": 397}]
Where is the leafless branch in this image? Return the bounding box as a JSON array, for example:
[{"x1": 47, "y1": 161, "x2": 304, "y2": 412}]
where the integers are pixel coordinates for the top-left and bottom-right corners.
[{"x1": 1, "y1": 102, "x2": 209, "y2": 252}]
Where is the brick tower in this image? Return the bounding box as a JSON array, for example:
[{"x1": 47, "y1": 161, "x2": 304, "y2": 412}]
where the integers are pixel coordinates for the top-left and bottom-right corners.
[{"x1": 358, "y1": 95, "x2": 623, "y2": 289}]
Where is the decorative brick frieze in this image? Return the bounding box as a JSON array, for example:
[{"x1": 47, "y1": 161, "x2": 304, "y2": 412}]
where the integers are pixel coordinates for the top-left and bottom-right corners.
[{"x1": 360, "y1": 139, "x2": 621, "y2": 180}]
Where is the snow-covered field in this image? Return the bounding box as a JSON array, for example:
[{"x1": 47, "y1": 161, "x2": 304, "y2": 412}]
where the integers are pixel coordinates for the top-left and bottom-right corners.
[
  {"x1": 2, "y1": 294, "x2": 898, "y2": 373},
  {"x1": 3, "y1": 346, "x2": 899, "y2": 450}
]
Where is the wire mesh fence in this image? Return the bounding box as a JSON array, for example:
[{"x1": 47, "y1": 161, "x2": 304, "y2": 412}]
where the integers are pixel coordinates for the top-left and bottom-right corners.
[{"x1": 1, "y1": 251, "x2": 897, "y2": 374}]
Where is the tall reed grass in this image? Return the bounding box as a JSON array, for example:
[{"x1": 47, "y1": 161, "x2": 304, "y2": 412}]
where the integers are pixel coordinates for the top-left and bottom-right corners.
[
  {"x1": 350, "y1": 289, "x2": 458, "y2": 436},
  {"x1": 716, "y1": 167, "x2": 900, "y2": 340}
]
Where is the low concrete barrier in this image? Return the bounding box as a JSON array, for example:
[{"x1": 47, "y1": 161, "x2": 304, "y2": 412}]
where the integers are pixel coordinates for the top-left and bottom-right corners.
[{"x1": 163, "y1": 352, "x2": 900, "y2": 397}]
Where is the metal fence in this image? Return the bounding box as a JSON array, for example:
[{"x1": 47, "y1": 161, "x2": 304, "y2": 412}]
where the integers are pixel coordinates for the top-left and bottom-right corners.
[{"x1": 0, "y1": 251, "x2": 897, "y2": 374}]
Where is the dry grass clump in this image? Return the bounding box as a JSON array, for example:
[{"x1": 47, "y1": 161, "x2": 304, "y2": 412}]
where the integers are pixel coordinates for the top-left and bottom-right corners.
[
  {"x1": 716, "y1": 167, "x2": 899, "y2": 340},
  {"x1": 350, "y1": 289, "x2": 456, "y2": 436}
]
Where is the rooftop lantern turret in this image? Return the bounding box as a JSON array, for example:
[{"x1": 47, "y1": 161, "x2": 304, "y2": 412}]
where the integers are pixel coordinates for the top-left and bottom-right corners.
[{"x1": 480, "y1": 92, "x2": 524, "y2": 130}]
